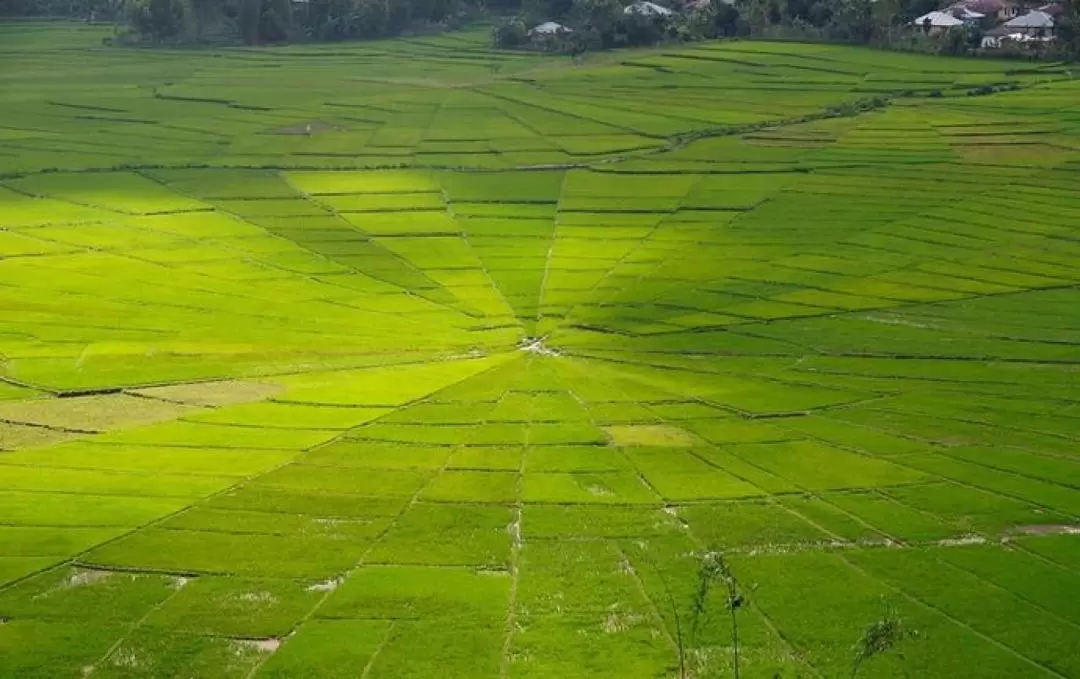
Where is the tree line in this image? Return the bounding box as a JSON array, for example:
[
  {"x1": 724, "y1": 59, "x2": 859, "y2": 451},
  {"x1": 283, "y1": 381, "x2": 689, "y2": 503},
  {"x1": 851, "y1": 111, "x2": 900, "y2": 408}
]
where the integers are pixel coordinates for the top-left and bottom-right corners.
[
  {"x1": 0, "y1": 0, "x2": 1077, "y2": 60},
  {"x1": 495, "y1": 0, "x2": 1079, "y2": 60},
  {"x1": 0, "y1": 0, "x2": 503, "y2": 43}
]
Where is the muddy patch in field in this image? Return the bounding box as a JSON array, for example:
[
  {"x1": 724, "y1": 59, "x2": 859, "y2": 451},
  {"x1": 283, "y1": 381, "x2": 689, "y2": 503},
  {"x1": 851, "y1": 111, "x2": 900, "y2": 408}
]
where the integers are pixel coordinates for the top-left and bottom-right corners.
[
  {"x1": 0, "y1": 394, "x2": 197, "y2": 433},
  {"x1": 129, "y1": 379, "x2": 284, "y2": 407},
  {"x1": 586, "y1": 484, "x2": 613, "y2": 497},
  {"x1": 937, "y1": 534, "x2": 986, "y2": 547},
  {"x1": 306, "y1": 577, "x2": 342, "y2": 592},
  {"x1": 235, "y1": 638, "x2": 281, "y2": 653},
  {"x1": 270, "y1": 120, "x2": 338, "y2": 136},
  {"x1": 0, "y1": 421, "x2": 78, "y2": 451},
  {"x1": 1008, "y1": 524, "x2": 1080, "y2": 537},
  {"x1": 64, "y1": 568, "x2": 114, "y2": 589}
]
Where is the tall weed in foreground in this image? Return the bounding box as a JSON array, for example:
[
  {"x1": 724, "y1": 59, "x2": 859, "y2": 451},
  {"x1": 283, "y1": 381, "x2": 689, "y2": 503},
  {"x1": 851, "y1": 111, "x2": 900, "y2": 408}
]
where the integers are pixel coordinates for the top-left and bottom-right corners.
[
  {"x1": 688, "y1": 551, "x2": 742, "y2": 679},
  {"x1": 851, "y1": 598, "x2": 917, "y2": 678},
  {"x1": 645, "y1": 547, "x2": 743, "y2": 679}
]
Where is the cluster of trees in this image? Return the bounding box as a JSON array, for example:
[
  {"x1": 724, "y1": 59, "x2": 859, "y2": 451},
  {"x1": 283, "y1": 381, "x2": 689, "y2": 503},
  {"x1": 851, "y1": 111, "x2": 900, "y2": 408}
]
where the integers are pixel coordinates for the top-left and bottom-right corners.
[
  {"x1": 120, "y1": 0, "x2": 488, "y2": 43},
  {"x1": 494, "y1": 0, "x2": 1080, "y2": 58},
  {"x1": 493, "y1": 0, "x2": 739, "y2": 51},
  {"x1": 1, "y1": 0, "x2": 1077, "y2": 60},
  {"x1": 0, "y1": 0, "x2": 488, "y2": 43}
]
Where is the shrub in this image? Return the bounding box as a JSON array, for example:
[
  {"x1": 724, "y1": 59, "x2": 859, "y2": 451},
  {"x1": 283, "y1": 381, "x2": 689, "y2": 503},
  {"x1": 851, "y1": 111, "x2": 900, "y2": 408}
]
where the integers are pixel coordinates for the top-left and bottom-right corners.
[
  {"x1": 492, "y1": 16, "x2": 529, "y2": 47},
  {"x1": 125, "y1": 0, "x2": 193, "y2": 41}
]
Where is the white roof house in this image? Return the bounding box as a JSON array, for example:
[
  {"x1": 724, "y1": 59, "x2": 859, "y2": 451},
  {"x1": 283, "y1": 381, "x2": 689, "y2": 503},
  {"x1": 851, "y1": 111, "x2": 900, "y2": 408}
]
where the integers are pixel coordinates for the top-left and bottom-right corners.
[
  {"x1": 953, "y1": 7, "x2": 985, "y2": 19},
  {"x1": 1004, "y1": 9, "x2": 1054, "y2": 27},
  {"x1": 530, "y1": 21, "x2": 572, "y2": 34},
  {"x1": 624, "y1": 1, "x2": 675, "y2": 16},
  {"x1": 912, "y1": 10, "x2": 965, "y2": 26}
]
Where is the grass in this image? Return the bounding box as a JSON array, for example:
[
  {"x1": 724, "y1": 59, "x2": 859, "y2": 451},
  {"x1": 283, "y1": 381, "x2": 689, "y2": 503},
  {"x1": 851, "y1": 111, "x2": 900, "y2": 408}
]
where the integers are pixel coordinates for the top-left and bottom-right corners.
[{"x1": 0, "y1": 19, "x2": 1077, "y2": 679}]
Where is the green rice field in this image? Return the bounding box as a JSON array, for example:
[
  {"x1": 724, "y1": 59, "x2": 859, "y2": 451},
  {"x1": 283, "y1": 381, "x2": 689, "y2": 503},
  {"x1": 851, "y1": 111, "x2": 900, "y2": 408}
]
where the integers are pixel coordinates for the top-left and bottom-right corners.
[{"x1": 1, "y1": 21, "x2": 1080, "y2": 678}]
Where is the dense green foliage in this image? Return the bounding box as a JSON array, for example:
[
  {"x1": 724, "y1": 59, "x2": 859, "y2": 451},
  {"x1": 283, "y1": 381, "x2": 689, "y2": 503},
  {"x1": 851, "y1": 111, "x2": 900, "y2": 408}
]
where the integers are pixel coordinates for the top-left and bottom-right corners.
[
  {"x1": 497, "y1": 0, "x2": 1079, "y2": 57},
  {"x1": 3, "y1": 0, "x2": 1078, "y2": 56},
  {"x1": 1, "y1": 22, "x2": 1080, "y2": 679}
]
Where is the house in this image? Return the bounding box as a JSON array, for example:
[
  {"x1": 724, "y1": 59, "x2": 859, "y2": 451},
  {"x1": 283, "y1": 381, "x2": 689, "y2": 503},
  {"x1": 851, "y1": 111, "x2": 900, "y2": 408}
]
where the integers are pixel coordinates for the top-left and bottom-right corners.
[
  {"x1": 913, "y1": 10, "x2": 966, "y2": 32},
  {"x1": 624, "y1": 1, "x2": 675, "y2": 16},
  {"x1": 995, "y1": 0, "x2": 1025, "y2": 20},
  {"x1": 530, "y1": 21, "x2": 572, "y2": 35},
  {"x1": 1004, "y1": 9, "x2": 1055, "y2": 34},
  {"x1": 981, "y1": 24, "x2": 1010, "y2": 45},
  {"x1": 956, "y1": 0, "x2": 1004, "y2": 14},
  {"x1": 951, "y1": 6, "x2": 985, "y2": 22}
]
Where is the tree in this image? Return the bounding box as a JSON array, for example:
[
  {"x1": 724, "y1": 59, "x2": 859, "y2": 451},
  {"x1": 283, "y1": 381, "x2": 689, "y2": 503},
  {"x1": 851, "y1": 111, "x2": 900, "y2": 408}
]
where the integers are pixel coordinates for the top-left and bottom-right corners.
[
  {"x1": 1058, "y1": 0, "x2": 1080, "y2": 61},
  {"x1": 711, "y1": 0, "x2": 741, "y2": 36},
  {"x1": 125, "y1": 0, "x2": 191, "y2": 40},
  {"x1": 258, "y1": 0, "x2": 291, "y2": 42},
  {"x1": 492, "y1": 16, "x2": 529, "y2": 47}
]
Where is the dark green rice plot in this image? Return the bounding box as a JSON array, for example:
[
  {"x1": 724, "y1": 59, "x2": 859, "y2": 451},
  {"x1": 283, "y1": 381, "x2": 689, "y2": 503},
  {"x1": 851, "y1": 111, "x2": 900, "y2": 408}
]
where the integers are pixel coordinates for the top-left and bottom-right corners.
[
  {"x1": 522, "y1": 472, "x2": 661, "y2": 505},
  {"x1": 776, "y1": 496, "x2": 888, "y2": 543},
  {"x1": 319, "y1": 564, "x2": 509, "y2": 621},
  {"x1": 508, "y1": 612, "x2": 676, "y2": 679},
  {"x1": 1013, "y1": 533, "x2": 1080, "y2": 571},
  {"x1": 364, "y1": 618, "x2": 504, "y2": 679},
  {"x1": 468, "y1": 422, "x2": 531, "y2": 445},
  {"x1": 0, "y1": 557, "x2": 57, "y2": 587},
  {"x1": 420, "y1": 470, "x2": 517, "y2": 503},
  {"x1": 365, "y1": 503, "x2": 511, "y2": 567},
  {"x1": 524, "y1": 504, "x2": 683, "y2": 539},
  {"x1": 849, "y1": 547, "x2": 1080, "y2": 678},
  {"x1": 378, "y1": 402, "x2": 493, "y2": 424},
  {"x1": 584, "y1": 401, "x2": 662, "y2": 424},
  {"x1": 528, "y1": 392, "x2": 594, "y2": 422},
  {"x1": 206, "y1": 488, "x2": 405, "y2": 519},
  {"x1": 733, "y1": 550, "x2": 1048, "y2": 678},
  {"x1": 0, "y1": 526, "x2": 127, "y2": 557},
  {"x1": 525, "y1": 445, "x2": 632, "y2": 472},
  {"x1": 439, "y1": 170, "x2": 564, "y2": 202},
  {"x1": 84, "y1": 528, "x2": 370, "y2": 579},
  {"x1": 300, "y1": 441, "x2": 450, "y2": 470},
  {"x1": 516, "y1": 540, "x2": 651, "y2": 615},
  {"x1": 729, "y1": 440, "x2": 926, "y2": 491},
  {"x1": 679, "y1": 501, "x2": 832, "y2": 549},
  {"x1": 778, "y1": 415, "x2": 930, "y2": 456},
  {"x1": 0, "y1": 620, "x2": 126, "y2": 679},
  {"x1": 447, "y1": 446, "x2": 522, "y2": 471},
  {"x1": 643, "y1": 401, "x2": 730, "y2": 418},
  {"x1": 93, "y1": 629, "x2": 269, "y2": 679},
  {"x1": 931, "y1": 543, "x2": 1080, "y2": 627},
  {"x1": 881, "y1": 482, "x2": 1053, "y2": 536},
  {"x1": 526, "y1": 422, "x2": 608, "y2": 445},
  {"x1": 0, "y1": 491, "x2": 187, "y2": 528},
  {"x1": 144, "y1": 577, "x2": 322, "y2": 638},
  {"x1": 161, "y1": 508, "x2": 392, "y2": 539},
  {"x1": 940, "y1": 446, "x2": 1080, "y2": 489},
  {"x1": 682, "y1": 419, "x2": 795, "y2": 445},
  {"x1": 98, "y1": 422, "x2": 334, "y2": 451},
  {"x1": 350, "y1": 424, "x2": 477, "y2": 445},
  {"x1": 899, "y1": 453, "x2": 1080, "y2": 517},
  {"x1": 625, "y1": 448, "x2": 764, "y2": 501},
  {"x1": 0, "y1": 465, "x2": 231, "y2": 500},
  {"x1": 0, "y1": 567, "x2": 176, "y2": 623},
  {"x1": 825, "y1": 489, "x2": 969, "y2": 542},
  {"x1": 250, "y1": 466, "x2": 432, "y2": 498},
  {"x1": 255, "y1": 619, "x2": 390, "y2": 679}
]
